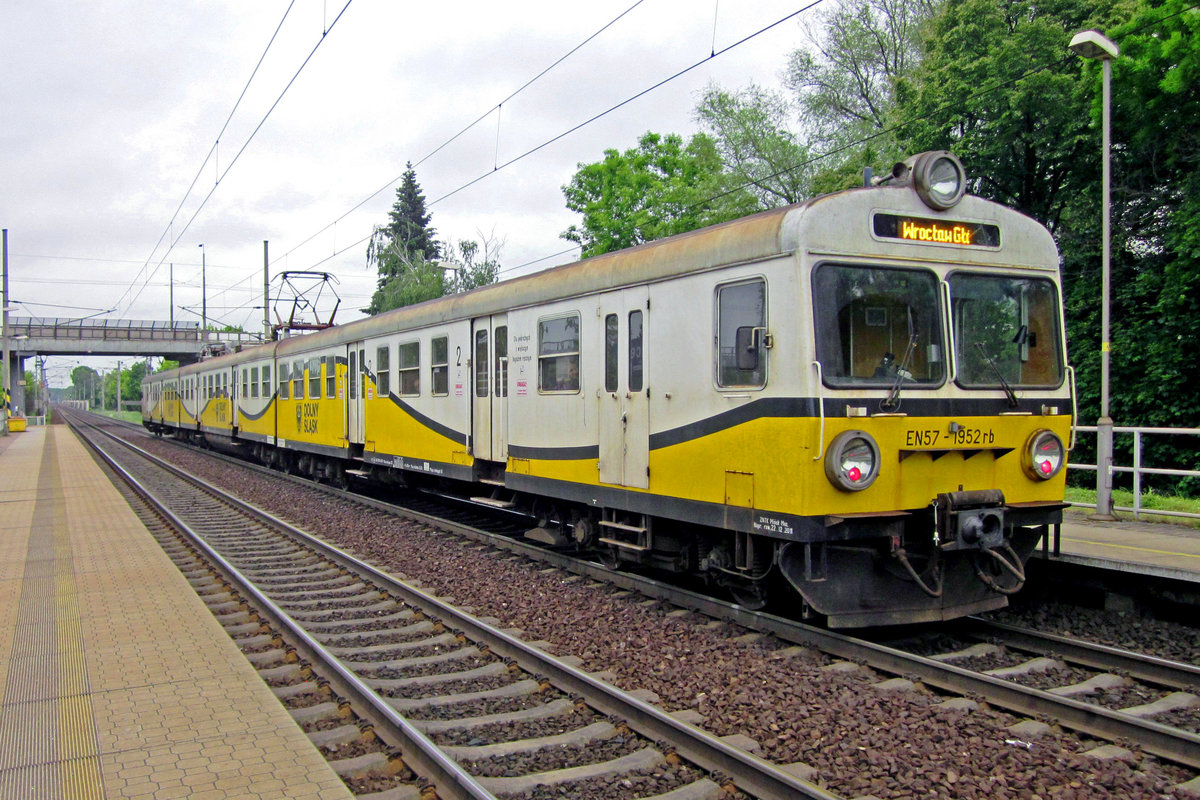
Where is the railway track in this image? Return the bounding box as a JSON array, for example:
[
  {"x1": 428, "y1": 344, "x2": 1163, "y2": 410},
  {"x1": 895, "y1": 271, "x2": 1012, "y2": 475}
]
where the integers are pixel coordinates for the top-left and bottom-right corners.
[
  {"x1": 66, "y1": 410, "x2": 839, "y2": 800},
  {"x1": 88, "y1": 412, "x2": 1200, "y2": 782},
  {"x1": 883, "y1": 618, "x2": 1200, "y2": 740}
]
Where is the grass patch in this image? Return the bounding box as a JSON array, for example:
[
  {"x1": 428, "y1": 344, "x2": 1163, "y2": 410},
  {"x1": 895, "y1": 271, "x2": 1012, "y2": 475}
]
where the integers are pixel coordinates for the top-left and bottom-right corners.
[
  {"x1": 95, "y1": 410, "x2": 144, "y2": 424},
  {"x1": 1065, "y1": 486, "x2": 1200, "y2": 527}
]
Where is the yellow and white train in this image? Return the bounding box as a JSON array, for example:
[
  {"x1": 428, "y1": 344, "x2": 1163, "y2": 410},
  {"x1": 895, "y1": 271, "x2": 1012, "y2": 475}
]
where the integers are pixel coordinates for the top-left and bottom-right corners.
[{"x1": 144, "y1": 152, "x2": 1072, "y2": 627}]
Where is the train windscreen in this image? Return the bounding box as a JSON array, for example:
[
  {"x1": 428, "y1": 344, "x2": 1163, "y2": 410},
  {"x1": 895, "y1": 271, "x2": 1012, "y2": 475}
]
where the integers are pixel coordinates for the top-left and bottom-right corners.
[
  {"x1": 812, "y1": 264, "x2": 946, "y2": 387},
  {"x1": 948, "y1": 274, "x2": 1064, "y2": 388}
]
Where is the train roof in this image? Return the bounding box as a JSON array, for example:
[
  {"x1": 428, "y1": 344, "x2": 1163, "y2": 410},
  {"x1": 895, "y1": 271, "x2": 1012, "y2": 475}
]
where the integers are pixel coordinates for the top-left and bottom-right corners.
[{"x1": 148, "y1": 177, "x2": 1057, "y2": 381}]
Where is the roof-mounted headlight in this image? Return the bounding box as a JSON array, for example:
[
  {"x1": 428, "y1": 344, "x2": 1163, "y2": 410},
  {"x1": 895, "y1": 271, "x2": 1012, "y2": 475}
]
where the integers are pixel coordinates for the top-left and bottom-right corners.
[
  {"x1": 913, "y1": 151, "x2": 966, "y2": 210},
  {"x1": 892, "y1": 151, "x2": 967, "y2": 210}
]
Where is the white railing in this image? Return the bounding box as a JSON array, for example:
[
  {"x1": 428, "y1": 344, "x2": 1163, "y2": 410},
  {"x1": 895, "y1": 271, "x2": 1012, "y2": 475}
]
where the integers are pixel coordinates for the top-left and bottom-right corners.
[{"x1": 1069, "y1": 425, "x2": 1200, "y2": 521}]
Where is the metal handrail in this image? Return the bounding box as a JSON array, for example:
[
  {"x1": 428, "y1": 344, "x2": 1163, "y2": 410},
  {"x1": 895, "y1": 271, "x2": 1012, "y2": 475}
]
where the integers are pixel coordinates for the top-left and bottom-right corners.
[{"x1": 1068, "y1": 425, "x2": 1200, "y2": 521}]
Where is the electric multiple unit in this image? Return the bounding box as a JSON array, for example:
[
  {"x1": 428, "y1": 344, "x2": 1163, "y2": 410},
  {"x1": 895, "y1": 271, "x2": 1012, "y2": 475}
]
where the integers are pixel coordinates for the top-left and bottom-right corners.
[{"x1": 144, "y1": 152, "x2": 1071, "y2": 627}]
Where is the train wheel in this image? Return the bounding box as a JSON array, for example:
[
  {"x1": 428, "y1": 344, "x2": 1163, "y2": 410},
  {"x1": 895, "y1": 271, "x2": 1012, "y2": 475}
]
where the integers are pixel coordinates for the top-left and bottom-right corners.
[
  {"x1": 729, "y1": 580, "x2": 769, "y2": 610},
  {"x1": 331, "y1": 463, "x2": 349, "y2": 491},
  {"x1": 597, "y1": 544, "x2": 621, "y2": 570},
  {"x1": 571, "y1": 516, "x2": 597, "y2": 550}
]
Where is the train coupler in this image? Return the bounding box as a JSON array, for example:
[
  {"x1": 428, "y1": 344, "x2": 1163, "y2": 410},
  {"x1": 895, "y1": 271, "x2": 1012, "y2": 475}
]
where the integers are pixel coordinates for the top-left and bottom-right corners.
[{"x1": 936, "y1": 489, "x2": 1006, "y2": 551}]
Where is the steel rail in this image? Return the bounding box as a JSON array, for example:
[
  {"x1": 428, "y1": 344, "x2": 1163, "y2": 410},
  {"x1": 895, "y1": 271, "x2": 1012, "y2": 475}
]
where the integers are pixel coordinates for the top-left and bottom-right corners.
[
  {"x1": 97, "y1": 413, "x2": 1200, "y2": 769},
  {"x1": 71, "y1": 416, "x2": 497, "y2": 800},
  {"x1": 964, "y1": 618, "x2": 1200, "y2": 693},
  {"x1": 73, "y1": 413, "x2": 843, "y2": 800}
]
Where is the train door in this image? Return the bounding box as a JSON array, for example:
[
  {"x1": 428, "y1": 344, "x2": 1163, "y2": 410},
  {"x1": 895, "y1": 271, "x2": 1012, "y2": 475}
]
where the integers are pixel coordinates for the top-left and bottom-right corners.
[
  {"x1": 347, "y1": 341, "x2": 366, "y2": 445},
  {"x1": 599, "y1": 288, "x2": 649, "y2": 489},
  {"x1": 470, "y1": 315, "x2": 508, "y2": 462}
]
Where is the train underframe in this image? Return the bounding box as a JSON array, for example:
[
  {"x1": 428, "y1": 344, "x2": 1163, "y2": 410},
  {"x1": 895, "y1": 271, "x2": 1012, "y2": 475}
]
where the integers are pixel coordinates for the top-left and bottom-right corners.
[{"x1": 145, "y1": 422, "x2": 1060, "y2": 628}]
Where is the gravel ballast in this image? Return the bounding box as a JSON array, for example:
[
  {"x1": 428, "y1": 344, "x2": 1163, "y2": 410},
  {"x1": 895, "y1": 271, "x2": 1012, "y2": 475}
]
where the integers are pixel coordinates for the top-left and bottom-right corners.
[{"x1": 127, "y1": 434, "x2": 1200, "y2": 799}]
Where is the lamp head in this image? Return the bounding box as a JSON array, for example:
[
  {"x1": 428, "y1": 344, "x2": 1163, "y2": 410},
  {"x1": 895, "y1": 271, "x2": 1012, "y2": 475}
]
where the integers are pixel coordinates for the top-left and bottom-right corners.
[{"x1": 1070, "y1": 30, "x2": 1119, "y2": 60}]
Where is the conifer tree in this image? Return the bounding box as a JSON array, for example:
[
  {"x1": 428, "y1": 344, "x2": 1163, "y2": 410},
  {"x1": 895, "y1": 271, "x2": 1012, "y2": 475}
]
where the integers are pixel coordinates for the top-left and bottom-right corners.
[{"x1": 365, "y1": 163, "x2": 444, "y2": 313}]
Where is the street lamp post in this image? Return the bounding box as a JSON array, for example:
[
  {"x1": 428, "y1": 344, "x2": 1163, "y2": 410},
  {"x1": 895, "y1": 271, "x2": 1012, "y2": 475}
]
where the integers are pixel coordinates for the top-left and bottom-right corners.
[
  {"x1": 2, "y1": 228, "x2": 9, "y2": 436},
  {"x1": 198, "y1": 244, "x2": 207, "y2": 337},
  {"x1": 1070, "y1": 29, "x2": 1119, "y2": 520}
]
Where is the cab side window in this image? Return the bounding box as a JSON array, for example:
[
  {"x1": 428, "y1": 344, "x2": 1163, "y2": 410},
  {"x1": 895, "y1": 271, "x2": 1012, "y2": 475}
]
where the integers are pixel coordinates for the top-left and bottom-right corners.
[{"x1": 716, "y1": 279, "x2": 766, "y2": 388}]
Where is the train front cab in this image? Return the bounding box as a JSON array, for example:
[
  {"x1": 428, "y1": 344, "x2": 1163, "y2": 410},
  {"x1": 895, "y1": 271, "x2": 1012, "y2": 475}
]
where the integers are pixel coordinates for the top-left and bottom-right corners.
[{"x1": 776, "y1": 153, "x2": 1071, "y2": 627}]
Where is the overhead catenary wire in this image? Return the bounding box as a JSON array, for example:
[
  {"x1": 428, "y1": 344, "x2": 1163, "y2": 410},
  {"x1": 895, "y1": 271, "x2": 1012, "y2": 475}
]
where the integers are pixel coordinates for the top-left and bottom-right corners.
[
  {"x1": 67, "y1": 1, "x2": 1197, "y2": 322},
  {"x1": 270, "y1": 0, "x2": 653, "y2": 270},
  {"x1": 102, "y1": 3, "x2": 817, "y2": 321},
  {"x1": 265, "y1": 2, "x2": 826, "y2": 284},
  {"x1": 117, "y1": 0, "x2": 357, "y2": 320},
  {"x1": 495, "y1": 0, "x2": 1200, "y2": 278},
  {"x1": 115, "y1": 1, "x2": 300, "y2": 317}
]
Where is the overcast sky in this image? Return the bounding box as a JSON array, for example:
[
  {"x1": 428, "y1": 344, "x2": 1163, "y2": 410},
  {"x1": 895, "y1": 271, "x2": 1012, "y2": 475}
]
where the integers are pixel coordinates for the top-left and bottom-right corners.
[{"x1": 1, "y1": 0, "x2": 814, "y2": 386}]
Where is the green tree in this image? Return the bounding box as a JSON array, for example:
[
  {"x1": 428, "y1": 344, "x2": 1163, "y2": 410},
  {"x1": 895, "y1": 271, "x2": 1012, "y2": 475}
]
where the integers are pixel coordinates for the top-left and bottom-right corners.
[
  {"x1": 892, "y1": 0, "x2": 1124, "y2": 231},
  {"x1": 367, "y1": 253, "x2": 449, "y2": 313},
  {"x1": 896, "y1": 0, "x2": 1200, "y2": 490},
  {"x1": 366, "y1": 164, "x2": 442, "y2": 314},
  {"x1": 695, "y1": 0, "x2": 936, "y2": 198},
  {"x1": 444, "y1": 234, "x2": 502, "y2": 294},
  {"x1": 371, "y1": 162, "x2": 440, "y2": 267},
  {"x1": 100, "y1": 361, "x2": 149, "y2": 410},
  {"x1": 22, "y1": 369, "x2": 39, "y2": 414},
  {"x1": 790, "y1": 0, "x2": 937, "y2": 144},
  {"x1": 561, "y1": 131, "x2": 757, "y2": 258},
  {"x1": 1101, "y1": 0, "x2": 1200, "y2": 488},
  {"x1": 694, "y1": 83, "x2": 814, "y2": 205},
  {"x1": 70, "y1": 365, "x2": 101, "y2": 407}
]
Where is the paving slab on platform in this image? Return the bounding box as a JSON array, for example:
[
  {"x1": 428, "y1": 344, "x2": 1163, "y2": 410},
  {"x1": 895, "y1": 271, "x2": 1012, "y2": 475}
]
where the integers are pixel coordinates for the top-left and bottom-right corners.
[
  {"x1": 1047, "y1": 512, "x2": 1200, "y2": 582},
  {"x1": 0, "y1": 425, "x2": 353, "y2": 800}
]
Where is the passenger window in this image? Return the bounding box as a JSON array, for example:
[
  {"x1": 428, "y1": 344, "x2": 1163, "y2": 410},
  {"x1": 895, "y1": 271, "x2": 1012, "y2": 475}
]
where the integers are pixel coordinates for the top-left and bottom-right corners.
[
  {"x1": 241, "y1": 369, "x2": 248, "y2": 400},
  {"x1": 307, "y1": 358, "x2": 320, "y2": 399},
  {"x1": 398, "y1": 342, "x2": 419, "y2": 396},
  {"x1": 475, "y1": 330, "x2": 488, "y2": 398},
  {"x1": 293, "y1": 361, "x2": 304, "y2": 398},
  {"x1": 376, "y1": 345, "x2": 391, "y2": 398},
  {"x1": 431, "y1": 336, "x2": 449, "y2": 396},
  {"x1": 604, "y1": 314, "x2": 618, "y2": 393},
  {"x1": 262, "y1": 366, "x2": 271, "y2": 399},
  {"x1": 629, "y1": 310, "x2": 643, "y2": 393},
  {"x1": 279, "y1": 364, "x2": 289, "y2": 400},
  {"x1": 251, "y1": 367, "x2": 259, "y2": 399},
  {"x1": 494, "y1": 326, "x2": 508, "y2": 398},
  {"x1": 325, "y1": 356, "x2": 336, "y2": 398},
  {"x1": 538, "y1": 314, "x2": 580, "y2": 393},
  {"x1": 716, "y1": 280, "x2": 766, "y2": 388}
]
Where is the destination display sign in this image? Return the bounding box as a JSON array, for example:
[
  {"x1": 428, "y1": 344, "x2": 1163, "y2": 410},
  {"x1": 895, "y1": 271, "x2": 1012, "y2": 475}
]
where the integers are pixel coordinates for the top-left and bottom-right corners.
[{"x1": 874, "y1": 213, "x2": 1000, "y2": 248}]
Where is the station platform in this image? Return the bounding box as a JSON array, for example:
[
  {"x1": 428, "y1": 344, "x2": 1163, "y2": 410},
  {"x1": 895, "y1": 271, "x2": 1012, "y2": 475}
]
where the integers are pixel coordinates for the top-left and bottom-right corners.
[
  {"x1": 0, "y1": 425, "x2": 352, "y2": 800},
  {"x1": 1043, "y1": 510, "x2": 1200, "y2": 584}
]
